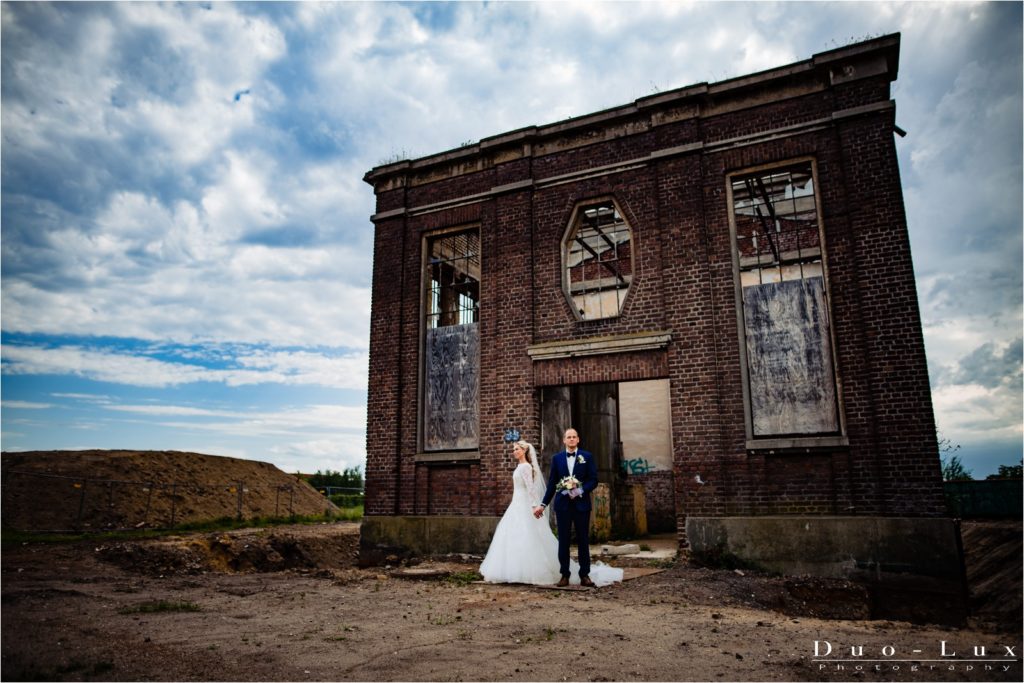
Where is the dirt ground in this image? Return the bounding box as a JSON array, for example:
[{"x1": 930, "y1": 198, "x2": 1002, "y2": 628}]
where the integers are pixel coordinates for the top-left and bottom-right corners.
[{"x1": 2, "y1": 521, "x2": 1021, "y2": 682}]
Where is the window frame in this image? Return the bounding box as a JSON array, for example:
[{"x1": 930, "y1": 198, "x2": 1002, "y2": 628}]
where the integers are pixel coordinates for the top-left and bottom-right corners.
[
  {"x1": 561, "y1": 197, "x2": 635, "y2": 322},
  {"x1": 416, "y1": 224, "x2": 482, "y2": 456},
  {"x1": 725, "y1": 158, "x2": 848, "y2": 451}
]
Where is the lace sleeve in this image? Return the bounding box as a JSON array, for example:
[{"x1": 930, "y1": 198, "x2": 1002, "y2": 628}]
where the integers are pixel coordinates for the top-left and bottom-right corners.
[{"x1": 520, "y1": 464, "x2": 540, "y2": 507}]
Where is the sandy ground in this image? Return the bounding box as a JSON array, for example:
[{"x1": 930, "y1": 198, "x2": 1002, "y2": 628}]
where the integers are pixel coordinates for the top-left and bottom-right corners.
[{"x1": 2, "y1": 522, "x2": 1021, "y2": 682}]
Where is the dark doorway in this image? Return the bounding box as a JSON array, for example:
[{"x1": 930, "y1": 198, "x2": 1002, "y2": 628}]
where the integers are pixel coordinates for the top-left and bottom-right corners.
[{"x1": 540, "y1": 383, "x2": 620, "y2": 486}]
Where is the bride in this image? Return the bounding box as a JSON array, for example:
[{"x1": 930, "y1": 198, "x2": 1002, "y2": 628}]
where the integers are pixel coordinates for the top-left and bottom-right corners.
[{"x1": 479, "y1": 439, "x2": 623, "y2": 587}]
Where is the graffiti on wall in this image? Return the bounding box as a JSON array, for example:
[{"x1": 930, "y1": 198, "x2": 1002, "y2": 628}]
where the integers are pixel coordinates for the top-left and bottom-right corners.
[{"x1": 621, "y1": 457, "x2": 656, "y2": 475}]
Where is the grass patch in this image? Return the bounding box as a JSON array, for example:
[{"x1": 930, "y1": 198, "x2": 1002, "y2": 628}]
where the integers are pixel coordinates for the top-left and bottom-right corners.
[
  {"x1": 429, "y1": 613, "x2": 460, "y2": 626},
  {"x1": 649, "y1": 555, "x2": 677, "y2": 569},
  {"x1": 445, "y1": 570, "x2": 482, "y2": 586},
  {"x1": 119, "y1": 600, "x2": 202, "y2": 614},
  {"x1": 333, "y1": 505, "x2": 363, "y2": 522}
]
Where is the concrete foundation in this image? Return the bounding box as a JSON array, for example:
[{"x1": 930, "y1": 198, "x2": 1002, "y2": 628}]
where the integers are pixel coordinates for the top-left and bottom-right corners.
[
  {"x1": 686, "y1": 516, "x2": 968, "y2": 624},
  {"x1": 360, "y1": 515, "x2": 499, "y2": 565}
]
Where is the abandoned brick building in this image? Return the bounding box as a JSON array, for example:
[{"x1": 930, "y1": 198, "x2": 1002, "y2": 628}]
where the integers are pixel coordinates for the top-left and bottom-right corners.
[{"x1": 360, "y1": 34, "x2": 963, "y2": 605}]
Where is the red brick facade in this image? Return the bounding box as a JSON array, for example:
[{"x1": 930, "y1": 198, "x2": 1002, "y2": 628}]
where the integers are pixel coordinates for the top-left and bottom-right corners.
[{"x1": 362, "y1": 34, "x2": 946, "y2": 550}]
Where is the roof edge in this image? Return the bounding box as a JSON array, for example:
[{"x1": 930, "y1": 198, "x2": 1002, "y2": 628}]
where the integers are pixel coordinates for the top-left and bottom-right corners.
[{"x1": 364, "y1": 33, "x2": 901, "y2": 186}]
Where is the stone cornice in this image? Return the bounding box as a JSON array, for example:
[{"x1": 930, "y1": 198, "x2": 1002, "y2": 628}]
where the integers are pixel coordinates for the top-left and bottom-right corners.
[
  {"x1": 368, "y1": 99, "x2": 895, "y2": 223},
  {"x1": 527, "y1": 330, "x2": 672, "y2": 361}
]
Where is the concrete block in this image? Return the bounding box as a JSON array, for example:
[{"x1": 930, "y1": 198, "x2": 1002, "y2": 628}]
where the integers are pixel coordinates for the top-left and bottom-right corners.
[
  {"x1": 360, "y1": 515, "x2": 500, "y2": 564},
  {"x1": 686, "y1": 516, "x2": 968, "y2": 624},
  {"x1": 601, "y1": 543, "x2": 641, "y2": 555}
]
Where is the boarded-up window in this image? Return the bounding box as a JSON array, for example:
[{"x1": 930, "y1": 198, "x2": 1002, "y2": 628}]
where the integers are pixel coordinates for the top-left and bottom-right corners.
[
  {"x1": 730, "y1": 162, "x2": 840, "y2": 437},
  {"x1": 424, "y1": 230, "x2": 480, "y2": 450}
]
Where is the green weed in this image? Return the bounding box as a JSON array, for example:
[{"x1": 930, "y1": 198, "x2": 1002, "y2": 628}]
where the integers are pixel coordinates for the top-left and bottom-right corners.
[{"x1": 445, "y1": 570, "x2": 482, "y2": 586}]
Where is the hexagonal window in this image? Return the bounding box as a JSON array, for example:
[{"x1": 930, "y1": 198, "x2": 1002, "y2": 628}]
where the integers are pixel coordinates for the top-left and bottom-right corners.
[{"x1": 562, "y1": 199, "x2": 633, "y2": 320}]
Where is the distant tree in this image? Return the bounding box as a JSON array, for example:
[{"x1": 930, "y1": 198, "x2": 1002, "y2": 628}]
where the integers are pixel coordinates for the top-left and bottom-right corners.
[
  {"x1": 937, "y1": 432, "x2": 960, "y2": 455},
  {"x1": 941, "y1": 454, "x2": 973, "y2": 482},
  {"x1": 986, "y1": 460, "x2": 1023, "y2": 480},
  {"x1": 306, "y1": 467, "x2": 363, "y2": 490}
]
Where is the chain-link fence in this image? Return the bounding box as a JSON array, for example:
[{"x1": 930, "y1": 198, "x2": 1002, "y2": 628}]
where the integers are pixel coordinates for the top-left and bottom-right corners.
[
  {"x1": 1, "y1": 469, "x2": 317, "y2": 533},
  {"x1": 313, "y1": 485, "x2": 365, "y2": 508}
]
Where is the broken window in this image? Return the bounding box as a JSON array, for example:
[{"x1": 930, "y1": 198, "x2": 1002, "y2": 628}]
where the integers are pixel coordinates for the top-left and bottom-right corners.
[
  {"x1": 423, "y1": 229, "x2": 480, "y2": 450},
  {"x1": 563, "y1": 199, "x2": 633, "y2": 320},
  {"x1": 729, "y1": 162, "x2": 841, "y2": 437}
]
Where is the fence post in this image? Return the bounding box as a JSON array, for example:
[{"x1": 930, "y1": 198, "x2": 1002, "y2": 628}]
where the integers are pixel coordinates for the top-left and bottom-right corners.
[
  {"x1": 170, "y1": 483, "x2": 178, "y2": 528},
  {"x1": 289, "y1": 486, "x2": 295, "y2": 516},
  {"x1": 75, "y1": 479, "x2": 88, "y2": 530},
  {"x1": 236, "y1": 481, "x2": 244, "y2": 521},
  {"x1": 144, "y1": 482, "x2": 154, "y2": 525}
]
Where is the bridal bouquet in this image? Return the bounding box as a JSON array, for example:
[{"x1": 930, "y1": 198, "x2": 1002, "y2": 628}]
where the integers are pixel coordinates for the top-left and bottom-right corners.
[{"x1": 556, "y1": 475, "x2": 582, "y2": 498}]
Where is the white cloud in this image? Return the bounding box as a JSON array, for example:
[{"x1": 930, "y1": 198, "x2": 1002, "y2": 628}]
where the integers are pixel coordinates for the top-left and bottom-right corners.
[
  {"x1": 2, "y1": 1, "x2": 1020, "y2": 475},
  {"x1": 267, "y1": 436, "x2": 367, "y2": 474},
  {"x1": 0, "y1": 400, "x2": 52, "y2": 410},
  {"x1": 109, "y1": 404, "x2": 246, "y2": 418},
  {"x1": 112, "y1": 2, "x2": 286, "y2": 167},
  {"x1": 932, "y1": 382, "x2": 1023, "y2": 444},
  {"x1": 1, "y1": 343, "x2": 368, "y2": 390},
  {"x1": 108, "y1": 401, "x2": 365, "y2": 432},
  {"x1": 201, "y1": 151, "x2": 286, "y2": 238},
  {"x1": 51, "y1": 393, "x2": 115, "y2": 403}
]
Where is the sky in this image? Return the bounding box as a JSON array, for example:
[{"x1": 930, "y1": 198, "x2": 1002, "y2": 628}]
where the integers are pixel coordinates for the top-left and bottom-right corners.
[{"x1": 1, "y1": 1, "x2": 1021, "y2": 479}]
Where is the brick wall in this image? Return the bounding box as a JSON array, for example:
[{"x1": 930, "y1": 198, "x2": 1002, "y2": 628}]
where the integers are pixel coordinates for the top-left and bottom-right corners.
[{"x1": 363, "y1": 35, "x2": 946, "y2": 542}]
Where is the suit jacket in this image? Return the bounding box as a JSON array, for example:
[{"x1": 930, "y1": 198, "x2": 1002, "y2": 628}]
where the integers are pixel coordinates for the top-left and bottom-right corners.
[{"x1": 541, "y1": 448, "x2": 598, "y2": 513}]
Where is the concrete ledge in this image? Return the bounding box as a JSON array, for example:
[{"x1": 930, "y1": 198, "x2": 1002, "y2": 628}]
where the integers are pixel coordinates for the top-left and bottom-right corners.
[
  {"x1": 686, "y1": 516, "x2": 967, "y2": 624},
  {"x1": 527, "y1": 330, "x2": 672, "y2": 360},
  {"x1": 360, "y1": 515, "x2": 499, "y2": 564}
]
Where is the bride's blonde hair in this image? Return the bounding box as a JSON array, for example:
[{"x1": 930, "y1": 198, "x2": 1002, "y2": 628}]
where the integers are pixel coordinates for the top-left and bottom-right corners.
[{"x1": 514, "y1": 439, "x2": 543, "y2": 486}]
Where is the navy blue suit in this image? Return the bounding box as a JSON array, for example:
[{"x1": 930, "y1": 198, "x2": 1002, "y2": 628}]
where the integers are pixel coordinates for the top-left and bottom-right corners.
[{"x1": 541, "y1": 448, "x2": 597, "y2": 579}]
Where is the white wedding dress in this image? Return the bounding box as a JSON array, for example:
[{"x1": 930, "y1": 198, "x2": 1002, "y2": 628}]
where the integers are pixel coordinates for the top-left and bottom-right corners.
[{"x1": 479, "y1": 462, "x2": 623, "y2": 587}]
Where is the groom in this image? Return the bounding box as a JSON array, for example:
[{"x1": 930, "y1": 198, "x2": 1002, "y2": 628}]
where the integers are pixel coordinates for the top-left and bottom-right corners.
[{"x1": 533, "y1": 428, "x2": 597, "y2": 587}]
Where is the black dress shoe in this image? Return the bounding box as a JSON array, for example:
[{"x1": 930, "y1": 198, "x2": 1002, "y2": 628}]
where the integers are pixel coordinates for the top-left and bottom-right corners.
[
  {"x1": 580, "y1": 576, "x2": 596, "y2": 588},
  {"x1": 556, "y1": 576, "x2": 570, "y2": 587}
]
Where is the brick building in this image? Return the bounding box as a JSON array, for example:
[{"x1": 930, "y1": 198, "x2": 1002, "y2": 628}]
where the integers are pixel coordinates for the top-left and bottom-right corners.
[{"x1": 360, "y1": 34, "x2": 962, "y2": 604}]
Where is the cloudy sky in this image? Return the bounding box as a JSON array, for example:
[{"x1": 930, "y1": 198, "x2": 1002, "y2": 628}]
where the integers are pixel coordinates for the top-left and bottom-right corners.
[{"x1": 1, "y1": 1, "x2": 1021, "y2": 478}]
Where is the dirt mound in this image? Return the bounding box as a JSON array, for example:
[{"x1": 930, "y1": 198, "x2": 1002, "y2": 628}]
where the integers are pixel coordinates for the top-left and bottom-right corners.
[
  {"x1": 97, "y1": 523, "x2": 362, "y2": 578},
  {"x1": 1, "y1": 450, "x2": 338, "y2": 531},
  {"x1": 961, "y1": 519, "x2": 1023, "y2": 633}
]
